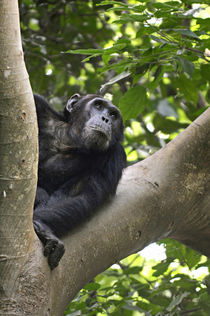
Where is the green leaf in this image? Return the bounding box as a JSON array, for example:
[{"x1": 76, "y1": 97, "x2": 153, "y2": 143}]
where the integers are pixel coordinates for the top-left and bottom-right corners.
[
  {"x1": 66, "y1": 48, "x2": 105, "y2": 55},
  {"x1": 167, "y1": 292, "x2": 189, "y2": 312},
  {"x1": 114, "y1": 13, "x2": 148, "y2": 24},
  {"x1": 163, "y1": 239, "x2": 202, "y2": 269},
  {"x1": 124, "y1": 266, "x2": 142, "y2": 275},
  {"x1": 99, "y1": 59, "x2": 135, "y2": 74},
  {"x1": 175, "y1": 57, "x2": 194, "y2": 76},
  {"x1": 174, "y1": 29, "x2": 200, "y2": 40},
  {"x1": 82, "y1": 53, "x2": 101, "y2": 62},
  {"x1": 84, "y1": 282, "x2": 101, "y2": 291},
  {"x1": 153, "y1": 114, "x2": 188, "y2": 133},
  {"x1": 152, "y1": 261, "x2": 170, "y2": 277},
  {"x1": 183, "y1": 247, "x2": 201, "y2": 270},
  {"x1": 198, "y1": 17, "x2": 210, "y2": 32},
  {"x1": 148, "y1": 65, "x2": 165, "y2": 90},
  {"x1": 152, "y1": 2, "x2": 181, "y2": 9},
  {"x1": 201, "y1": 64, "x2": 210, "y2": 82},
  {"x1": 100, "y1": 71, "x2": 131, "y2": 91},
  {"x1": 207, "y1": 88, "x2": 210, "y2": 102},
  {"x1": 174, "y1": 75, "x2": 198, "y2": 103},
  {"x1": 119, "y1": 86, "x2": 148, "y2": 120},
  {"x1": 97, "y1": 1, "x2": 129, "y2": 7},
  {"x1": 150, "y1": 35, "x2": 169, "y2": 44},
  {"x1": 66, "y1": 43, "x2": 126, "y2": 56}
]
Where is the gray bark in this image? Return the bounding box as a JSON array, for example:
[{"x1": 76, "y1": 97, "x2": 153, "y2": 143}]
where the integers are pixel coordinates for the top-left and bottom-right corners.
[{"x1": 0, "y1": 0, "x2": 38, "y2": 314}]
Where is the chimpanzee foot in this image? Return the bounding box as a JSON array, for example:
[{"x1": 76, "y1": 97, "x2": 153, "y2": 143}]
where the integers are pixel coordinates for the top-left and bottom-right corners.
[
  {"x1": 44, "y1": 238, "x2": 65, "y2": 270},
  {"x1": 33, "y1": 219, "x2": 65, "y2": 270}
]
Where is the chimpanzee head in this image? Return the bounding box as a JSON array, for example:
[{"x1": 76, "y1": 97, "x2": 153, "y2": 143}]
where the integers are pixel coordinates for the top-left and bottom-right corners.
[{"x1": 65, "y1": 94, "x2": 124, "y2": 151}]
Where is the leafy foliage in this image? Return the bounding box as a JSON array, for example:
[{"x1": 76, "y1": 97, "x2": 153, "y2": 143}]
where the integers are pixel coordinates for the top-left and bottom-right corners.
[
  {"x1": 65, "y1": 243, "x2": 210, "y2": 315},
  {"x1": 19, "y1": 0, "x2": 209, "y2": 161},
  {"x1": 19, "y1": 0, "x2": 210, "y2": 314}
]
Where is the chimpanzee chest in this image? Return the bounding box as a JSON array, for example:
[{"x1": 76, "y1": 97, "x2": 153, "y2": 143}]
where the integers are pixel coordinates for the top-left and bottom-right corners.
[{"x1": 38, "y1": 152, "x2": 92, "y2": 194}]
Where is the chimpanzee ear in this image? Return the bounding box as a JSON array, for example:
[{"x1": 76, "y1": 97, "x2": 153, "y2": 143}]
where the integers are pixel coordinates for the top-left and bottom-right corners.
[{"x1": 66, "y1": 93, "x2": 81, "y2": 113}]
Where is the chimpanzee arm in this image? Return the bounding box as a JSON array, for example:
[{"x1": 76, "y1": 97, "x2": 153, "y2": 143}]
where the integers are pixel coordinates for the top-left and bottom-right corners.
[
  {"x1": 35, "y1": 187, "x2": 50, "y2": 208},
  {"x1": 35, "y1": 177, "x2": 108, "y2": 233},
  {"x1": 34, "y1": 94, "x2": 64, "y2": 122},
  {"x1": 33, "y1": 175, "x2": 110, "y2": 269}
]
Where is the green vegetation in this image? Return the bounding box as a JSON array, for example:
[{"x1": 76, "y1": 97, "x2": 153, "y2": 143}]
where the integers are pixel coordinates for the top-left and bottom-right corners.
[
  {"x1": 19, "y1": 0, "x2": 210, "y2": 314},
  {"x1": 65, "y1": 241, "x2": 210, "y2": 315}
]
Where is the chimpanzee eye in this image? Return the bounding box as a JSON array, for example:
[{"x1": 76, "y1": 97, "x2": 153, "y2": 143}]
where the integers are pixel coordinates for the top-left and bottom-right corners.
[
  {"x1": 110, "y1": 111, "x2": 118, "y2": 119},
  {"x1": 94, "y1": 100, "x2": 104, "y2": 110},
  {"x1": 95, "y1": 103, "x2": 102, "y2": 110}
]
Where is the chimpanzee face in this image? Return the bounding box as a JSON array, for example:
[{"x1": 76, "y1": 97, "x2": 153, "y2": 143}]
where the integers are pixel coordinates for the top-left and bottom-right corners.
[{"x1": 65, "y1": 94, "x2": 124, "y2": 151}]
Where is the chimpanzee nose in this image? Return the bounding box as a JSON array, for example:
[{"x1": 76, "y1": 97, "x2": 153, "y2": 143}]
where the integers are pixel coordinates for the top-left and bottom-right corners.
[{"x1": 101, "y1": 116, "x2": 109, "y2": 124}]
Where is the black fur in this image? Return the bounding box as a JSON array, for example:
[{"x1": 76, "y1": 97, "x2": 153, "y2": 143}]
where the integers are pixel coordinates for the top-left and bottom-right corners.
[{"x1": 33, "y1": 94, "x2": 126, "y2": 269}]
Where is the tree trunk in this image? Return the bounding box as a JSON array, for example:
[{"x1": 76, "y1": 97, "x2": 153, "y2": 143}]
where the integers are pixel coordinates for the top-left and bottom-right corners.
[
  {"x1": 0, "y1": 0, "x2": 38, "y2": 314},
  {"x1": 0, "y1": 1, "x2": 210, "y2": 316}
]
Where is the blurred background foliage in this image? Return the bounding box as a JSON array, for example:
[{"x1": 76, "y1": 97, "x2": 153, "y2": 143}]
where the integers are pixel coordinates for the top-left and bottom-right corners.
[{"x1": 19, "y1": 0, "x2": 210, "y2": 314}]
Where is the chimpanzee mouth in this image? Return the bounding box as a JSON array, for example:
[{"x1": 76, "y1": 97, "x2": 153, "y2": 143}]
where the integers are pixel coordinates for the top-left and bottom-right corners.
[{"x1": 89, "y1": 125, "x2": 110, "y2": 139}]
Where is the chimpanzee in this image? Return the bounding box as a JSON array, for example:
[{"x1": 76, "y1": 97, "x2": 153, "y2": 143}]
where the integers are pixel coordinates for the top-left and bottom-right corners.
[{"x1": 33, "y1": 93, "x2": 126, "y2": 269}]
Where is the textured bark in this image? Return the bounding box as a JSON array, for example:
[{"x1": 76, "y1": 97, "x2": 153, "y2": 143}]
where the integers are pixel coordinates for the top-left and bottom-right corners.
[
  {"x1": 0, "y1": 0, "x2": 38, "y2": 314},
  {"x1": 0, "y1": 1, "x2": 210, "y2": 316}
]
